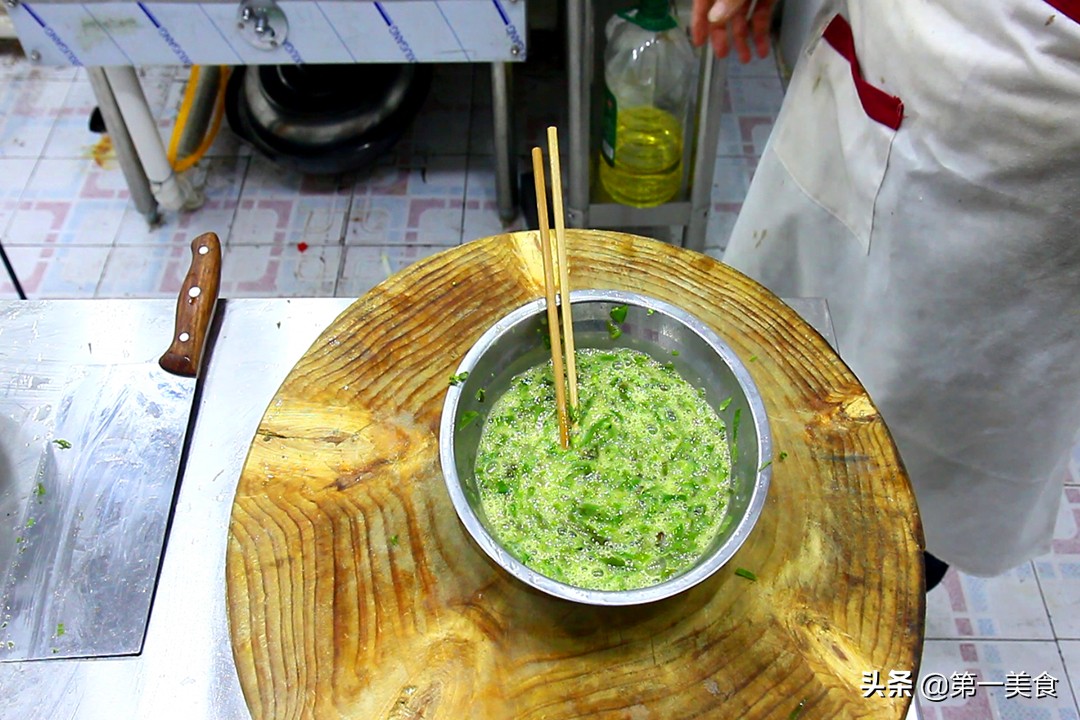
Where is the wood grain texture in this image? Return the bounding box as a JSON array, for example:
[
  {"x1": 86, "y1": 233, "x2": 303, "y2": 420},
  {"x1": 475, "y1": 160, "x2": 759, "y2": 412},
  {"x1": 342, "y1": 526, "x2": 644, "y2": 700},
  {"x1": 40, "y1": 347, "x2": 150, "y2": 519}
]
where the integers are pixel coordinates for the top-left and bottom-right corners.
[{"x1": 226, "y1": 230, "x2": 925, "y2": 720}]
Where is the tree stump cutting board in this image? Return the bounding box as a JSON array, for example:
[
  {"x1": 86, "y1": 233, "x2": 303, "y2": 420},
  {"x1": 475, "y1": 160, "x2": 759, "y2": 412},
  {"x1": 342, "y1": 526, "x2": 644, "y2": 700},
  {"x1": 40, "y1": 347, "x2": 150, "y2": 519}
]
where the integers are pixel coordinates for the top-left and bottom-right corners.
[{"x1": 226, "y1": 230, "x2": 924, "y2": 720}]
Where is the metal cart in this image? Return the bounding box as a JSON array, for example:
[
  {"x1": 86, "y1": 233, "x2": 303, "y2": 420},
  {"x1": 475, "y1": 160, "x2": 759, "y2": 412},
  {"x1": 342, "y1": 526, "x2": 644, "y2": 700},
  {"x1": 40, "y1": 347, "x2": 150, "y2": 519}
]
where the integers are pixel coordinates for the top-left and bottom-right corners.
[
  {"x1": 4, "y1": 0, "x2": 526, "y2": 226},
  {"x1": 564, "y1": 0, "x2": 726, "y2": 251}
]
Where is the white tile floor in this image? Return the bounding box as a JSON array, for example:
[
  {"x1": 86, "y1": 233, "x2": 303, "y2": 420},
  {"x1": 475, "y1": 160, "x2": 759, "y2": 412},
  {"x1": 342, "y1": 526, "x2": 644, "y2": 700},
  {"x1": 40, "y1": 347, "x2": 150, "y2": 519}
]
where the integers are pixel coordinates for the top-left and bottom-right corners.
[{"x1": 0, "y1": 42, "x2": 1078, "y2": 719}]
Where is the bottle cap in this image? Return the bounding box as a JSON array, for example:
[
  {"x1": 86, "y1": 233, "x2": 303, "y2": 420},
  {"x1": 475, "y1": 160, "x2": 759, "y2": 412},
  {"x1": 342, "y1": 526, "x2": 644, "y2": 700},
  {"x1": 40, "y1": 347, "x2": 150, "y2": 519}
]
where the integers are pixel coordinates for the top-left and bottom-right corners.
[{"x1": 621, "y1": 0, "x2": 678, "y2": 32}]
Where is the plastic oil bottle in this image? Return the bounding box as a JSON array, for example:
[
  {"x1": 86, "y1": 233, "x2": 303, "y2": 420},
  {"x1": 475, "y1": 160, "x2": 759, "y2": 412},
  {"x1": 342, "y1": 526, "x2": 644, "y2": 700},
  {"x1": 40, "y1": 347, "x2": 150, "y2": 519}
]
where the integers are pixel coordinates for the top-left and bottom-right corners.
[{"x1": 599, "y1": 0, "x2": 696, "y2": 207}]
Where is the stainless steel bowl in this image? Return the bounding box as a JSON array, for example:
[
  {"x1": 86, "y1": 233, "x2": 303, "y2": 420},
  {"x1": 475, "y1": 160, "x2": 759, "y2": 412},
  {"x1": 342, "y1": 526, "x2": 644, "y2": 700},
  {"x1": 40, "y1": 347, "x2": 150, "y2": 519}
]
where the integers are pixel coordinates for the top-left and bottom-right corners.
[{"x1": 439, "y1": 290, "x2": 771, "y2": 606}]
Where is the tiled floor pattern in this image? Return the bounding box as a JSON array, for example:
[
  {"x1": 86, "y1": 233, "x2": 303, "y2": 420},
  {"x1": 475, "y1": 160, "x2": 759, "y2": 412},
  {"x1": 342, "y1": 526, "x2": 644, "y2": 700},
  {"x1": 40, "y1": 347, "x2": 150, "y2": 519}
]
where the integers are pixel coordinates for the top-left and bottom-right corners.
[
  {"x1": 1, "y1": 42, "x2": 1079, "y2": 719},
  {"x1": 0, "y1": 48, "x2": 782, "y2": 300}
]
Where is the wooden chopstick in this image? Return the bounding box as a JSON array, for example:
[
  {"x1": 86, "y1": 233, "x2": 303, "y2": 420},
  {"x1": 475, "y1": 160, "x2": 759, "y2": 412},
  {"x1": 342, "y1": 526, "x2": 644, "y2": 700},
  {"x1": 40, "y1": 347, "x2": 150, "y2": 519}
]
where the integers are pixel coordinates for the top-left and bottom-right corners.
[
  {"x1": 531, "y1": 147, "x2": 570, "y2": 449},
  {"x1": 546, "y1": 126, "x2": 579, "y2": 413}
]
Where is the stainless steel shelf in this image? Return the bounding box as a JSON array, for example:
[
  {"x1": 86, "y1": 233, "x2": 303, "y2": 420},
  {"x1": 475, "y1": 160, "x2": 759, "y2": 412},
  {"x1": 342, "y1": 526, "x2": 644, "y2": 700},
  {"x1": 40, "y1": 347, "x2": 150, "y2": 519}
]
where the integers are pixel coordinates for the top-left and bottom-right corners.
[{"x1": 564, "y1": 0, "x2": 727, "y2": 252}]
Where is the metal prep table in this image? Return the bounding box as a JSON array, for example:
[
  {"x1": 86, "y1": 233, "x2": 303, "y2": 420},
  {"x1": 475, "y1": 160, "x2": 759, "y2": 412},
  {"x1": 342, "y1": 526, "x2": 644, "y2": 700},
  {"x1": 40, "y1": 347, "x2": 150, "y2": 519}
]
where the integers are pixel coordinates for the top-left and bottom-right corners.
[
  {"x1": 3, "y1": 0, "x2": 527, "y2": 225},
  {"x1": 0, "y1": 297, "x2": 923, "y2": 719}
]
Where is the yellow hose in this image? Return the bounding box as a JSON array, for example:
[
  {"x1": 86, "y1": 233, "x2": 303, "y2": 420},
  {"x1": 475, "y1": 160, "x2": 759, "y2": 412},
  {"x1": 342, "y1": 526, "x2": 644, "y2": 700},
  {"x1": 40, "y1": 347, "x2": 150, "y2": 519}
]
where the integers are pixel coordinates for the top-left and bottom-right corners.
[{"x1": 167, "y1": 66, "x2": 231, "y2": 174}]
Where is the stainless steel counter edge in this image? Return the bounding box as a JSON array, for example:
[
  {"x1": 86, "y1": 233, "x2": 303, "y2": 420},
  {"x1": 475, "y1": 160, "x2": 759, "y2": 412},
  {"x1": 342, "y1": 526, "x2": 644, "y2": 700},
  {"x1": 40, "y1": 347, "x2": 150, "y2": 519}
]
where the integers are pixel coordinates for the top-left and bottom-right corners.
[
  {"x1": 0, "y1": 297, "x2": 921, "y2": 720},
  {"x1": 0, "y1": 298, "x2": 354, "y2": 718}
]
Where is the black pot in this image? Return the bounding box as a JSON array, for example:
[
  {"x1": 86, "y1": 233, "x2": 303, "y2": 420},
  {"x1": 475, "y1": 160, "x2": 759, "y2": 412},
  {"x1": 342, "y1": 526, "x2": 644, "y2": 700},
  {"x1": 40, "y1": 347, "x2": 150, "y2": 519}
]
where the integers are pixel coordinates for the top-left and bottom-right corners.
[{"x1": 225, "y1": 63, "x2": 433, "y2": 175}]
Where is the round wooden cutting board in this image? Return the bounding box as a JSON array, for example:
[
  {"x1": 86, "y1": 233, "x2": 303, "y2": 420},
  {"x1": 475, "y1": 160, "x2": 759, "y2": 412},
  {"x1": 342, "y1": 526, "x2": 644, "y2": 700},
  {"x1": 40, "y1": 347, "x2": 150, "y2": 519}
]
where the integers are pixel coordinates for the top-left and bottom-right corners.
[{"x1": 226, "y1": 230, "x2": 924, "y2": 720}]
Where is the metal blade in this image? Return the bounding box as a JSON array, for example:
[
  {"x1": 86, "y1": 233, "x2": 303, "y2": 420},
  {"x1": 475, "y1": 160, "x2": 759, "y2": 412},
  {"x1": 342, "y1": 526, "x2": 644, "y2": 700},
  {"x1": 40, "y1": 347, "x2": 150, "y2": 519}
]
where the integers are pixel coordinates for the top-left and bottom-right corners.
[
  {"x1": 0, "y1": 232, "x2": 221, "y2": 661},
  {"x1": 1, "y1": 361, "x2": 194, "y2": 660}
]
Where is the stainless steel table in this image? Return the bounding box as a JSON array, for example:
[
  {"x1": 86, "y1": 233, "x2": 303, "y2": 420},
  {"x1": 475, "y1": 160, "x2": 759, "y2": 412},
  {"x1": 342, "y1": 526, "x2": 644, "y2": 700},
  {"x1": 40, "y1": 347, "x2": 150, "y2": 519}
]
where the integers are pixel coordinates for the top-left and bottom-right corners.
[{"x1": 0, "y1": 297, "x2": 920, "y2": 719}]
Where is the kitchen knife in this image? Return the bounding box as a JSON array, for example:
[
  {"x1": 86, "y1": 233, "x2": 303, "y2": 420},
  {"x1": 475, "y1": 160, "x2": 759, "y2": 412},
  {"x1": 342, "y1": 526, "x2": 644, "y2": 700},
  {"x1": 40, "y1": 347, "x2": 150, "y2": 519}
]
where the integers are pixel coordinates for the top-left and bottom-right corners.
[
  {"x1": 160, "y1": 232, "x2": 222, "y2": 377},
  {"x1": 0, "y1": 232, "x2": 221, "y2": 661}
]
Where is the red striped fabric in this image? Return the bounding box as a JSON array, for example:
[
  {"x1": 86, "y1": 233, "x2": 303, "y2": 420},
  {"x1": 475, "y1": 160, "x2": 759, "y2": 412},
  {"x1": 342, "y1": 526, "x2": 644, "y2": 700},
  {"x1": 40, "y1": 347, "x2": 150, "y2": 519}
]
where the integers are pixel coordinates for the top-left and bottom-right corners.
[
  {"x1": 1044, "y1": 0, "x2": 1080, "y2": 23},
  {"x1": 822, "y1": 14, "x2": 904, "y2": 131}
]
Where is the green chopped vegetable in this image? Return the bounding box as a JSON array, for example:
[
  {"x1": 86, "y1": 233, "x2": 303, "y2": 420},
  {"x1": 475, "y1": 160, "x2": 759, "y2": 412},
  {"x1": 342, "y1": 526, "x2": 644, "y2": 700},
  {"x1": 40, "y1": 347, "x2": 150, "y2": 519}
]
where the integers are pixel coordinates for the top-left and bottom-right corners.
[
  {"x1": 606, "y1": 321, "x2": 623, "y2": 340},
  {"x1": 731, "y1": 408, "x2": 742, "y2": 465},
  {"x1": 474, "y1": 348, "x2": 733, "y2": 591},
  {"x1": 52, "y1": 439, "x2": 72, "y2": 450},
  {"x1": 449, "y1": 371, "x2": 470, "y2": 386},
  {"x1": 55, "y1": 623, "x2": 65, "y2": 637},
  {"x1": 475, "y1": 388, "x2": 486, "y2": 403},
  {"x1": 735, "y1": 567, "x2": 758, "y2": 581},
  {"x1": 459, "y1": 410, "x2": 480, "y2": 429},
  {"x1": 671, "y1": 350, "x2": 680, "y2": 356},
  {"x1": 718, "y1": 396, "x2": 733, "y2": 412},
  {"x1": 788, "y1": 699, "x2": 807, "y2": 719},
  {"x1": 646, "y1": 308, "x2": 655, "y2": 316},
  {"x1": 6, "y1": 641, "x2": 13, "y2": 649},
  {"x1": 779, "y1": 451, "x2": 789, "y2": 462},
  {"x1": 34, "y1": 482, "x2": 45, "y2": 497},
  {"x1": 748, "y1": 355, "x2": 758, "y2": 363},
  {"x1": 609, "y1": 305, "x2": 628, "y2": 324},
  {"x1": 759, "y1": 459, "x2": 773, "y2": 472},
  {"x1": 576, "y1": 416, "x2": 612, "y2": 448},
  {"x1": 389, "y1": 534, "x2": 399, "y2": 547},
  {"x1": 25, "y1": 518, "x2": 35, "y2": 529}
]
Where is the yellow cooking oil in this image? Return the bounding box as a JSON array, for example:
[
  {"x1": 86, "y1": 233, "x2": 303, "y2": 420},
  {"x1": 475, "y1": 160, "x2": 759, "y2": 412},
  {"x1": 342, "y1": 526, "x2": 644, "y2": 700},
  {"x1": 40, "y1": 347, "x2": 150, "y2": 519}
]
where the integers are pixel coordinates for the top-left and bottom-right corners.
[{"x1": 599, "y1": 105, "x2": 683, "y2": 208}]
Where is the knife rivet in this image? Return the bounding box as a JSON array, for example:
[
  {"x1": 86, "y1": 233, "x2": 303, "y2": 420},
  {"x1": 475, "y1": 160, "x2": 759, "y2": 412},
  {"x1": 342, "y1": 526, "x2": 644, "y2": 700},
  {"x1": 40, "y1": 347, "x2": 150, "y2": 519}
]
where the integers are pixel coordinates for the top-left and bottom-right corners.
[
  {"x1": 198, "y1": 245, "x2": 210, "y2": 255},
  {"x1": 188, "y1": 286, "x2": 202, "y2": 298},
  {"x1": 179, "y1": 332, "x2": 191, "y2": 342}
]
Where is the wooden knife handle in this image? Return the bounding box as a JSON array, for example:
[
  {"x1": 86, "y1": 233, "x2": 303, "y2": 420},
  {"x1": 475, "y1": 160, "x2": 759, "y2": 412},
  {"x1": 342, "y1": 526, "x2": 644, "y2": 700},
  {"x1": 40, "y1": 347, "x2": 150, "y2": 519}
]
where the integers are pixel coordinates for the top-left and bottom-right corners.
[{"x1": 159, "y1": 232, "x2": 222, "y2": 378}]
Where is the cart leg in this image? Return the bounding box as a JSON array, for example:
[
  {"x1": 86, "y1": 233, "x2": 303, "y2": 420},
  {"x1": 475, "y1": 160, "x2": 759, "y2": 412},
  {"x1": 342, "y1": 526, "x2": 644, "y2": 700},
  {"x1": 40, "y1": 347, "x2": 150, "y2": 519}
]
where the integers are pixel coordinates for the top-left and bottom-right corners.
[
  {"x1": 491, "y1": 63, "x2": 518, "y2": 223},
  {"x1": 103, "y1": 66, "x2": 201, "y2": 213},
  {"x1": 565, "y1": 0, "x2": 590, "y2": 228},
  {"x1": 86, "y1": 67, "x2": 160, "y2": 226},
  {"x1": 0, "y1": 240, "x2": 26, "y2": 299},
  {"x1": 684, "y1": 52, "x2": 727, "y2": 253}
]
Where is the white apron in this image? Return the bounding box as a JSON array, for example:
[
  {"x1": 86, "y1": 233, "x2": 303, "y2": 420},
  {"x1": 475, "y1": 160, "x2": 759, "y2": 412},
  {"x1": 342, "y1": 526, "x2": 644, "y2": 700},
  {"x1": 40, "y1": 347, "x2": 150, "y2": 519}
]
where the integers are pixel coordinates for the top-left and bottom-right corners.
[{"x1": 723, "y1": 0, "x2": 1080, "y2": 575}]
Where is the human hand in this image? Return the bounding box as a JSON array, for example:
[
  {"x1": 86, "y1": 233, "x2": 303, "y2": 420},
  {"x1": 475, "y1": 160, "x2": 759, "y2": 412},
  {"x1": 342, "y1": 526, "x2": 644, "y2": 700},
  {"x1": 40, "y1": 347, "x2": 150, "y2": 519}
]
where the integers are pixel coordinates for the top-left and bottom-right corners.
[{"x1": 690, "y1": 0, "x2": 776, "y2": 63}]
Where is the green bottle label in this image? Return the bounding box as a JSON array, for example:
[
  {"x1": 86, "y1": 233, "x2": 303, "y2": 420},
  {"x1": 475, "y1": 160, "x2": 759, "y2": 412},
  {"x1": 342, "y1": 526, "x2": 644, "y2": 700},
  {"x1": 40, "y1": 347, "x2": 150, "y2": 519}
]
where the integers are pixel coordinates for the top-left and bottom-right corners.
[{"x1": 601, "y1": 86, "x2": 617, "y2": 167}]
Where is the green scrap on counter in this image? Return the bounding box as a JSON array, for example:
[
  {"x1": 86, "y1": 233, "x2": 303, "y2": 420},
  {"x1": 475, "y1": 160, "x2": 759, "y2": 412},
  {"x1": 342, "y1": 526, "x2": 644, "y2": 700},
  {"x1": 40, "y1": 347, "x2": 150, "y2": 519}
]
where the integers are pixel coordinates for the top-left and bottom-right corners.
[
  {"x1": 52, "y1": 439, "x2": 72, "y2": 450},
  {"x1": 449, "y1": 371, "x2": 470, "y2": 386},
  {"x1": 34, "y1": 482, "x2": 45, "y2": 498},
  {"x1": 474, "y1": 347, "x2": 733, "y2": 592},
  {"x1": 735, "y1": 567, "x2": 757, "y2": 581},
  {"x1": 55, "y1": 623, "x2": 65, "y2": 637}
]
